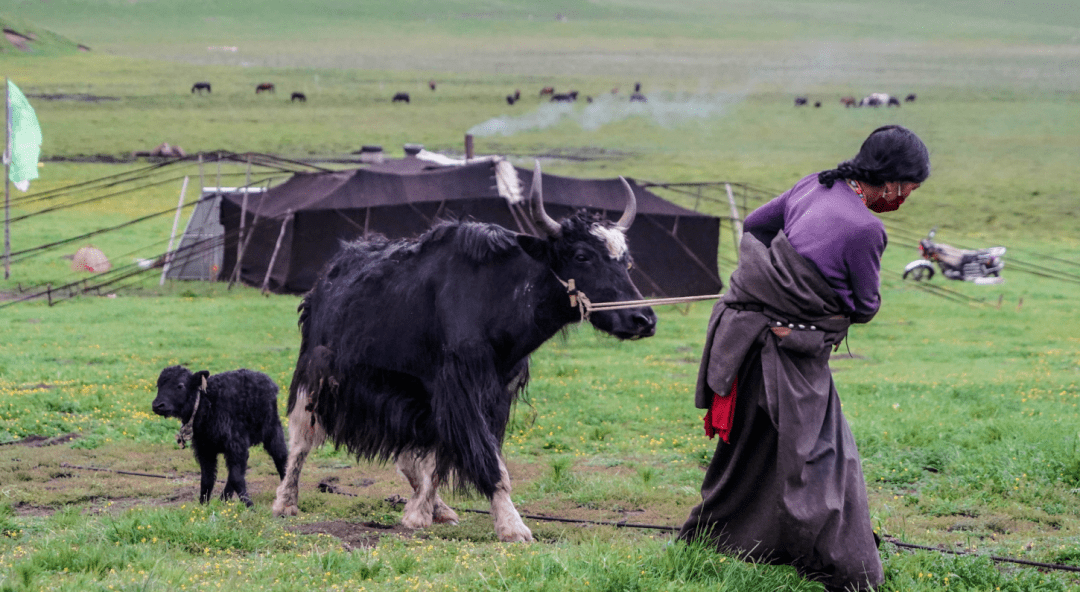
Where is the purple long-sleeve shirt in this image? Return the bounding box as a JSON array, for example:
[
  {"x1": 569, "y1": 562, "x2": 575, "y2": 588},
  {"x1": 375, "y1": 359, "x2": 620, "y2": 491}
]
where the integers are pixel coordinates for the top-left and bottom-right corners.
[{"x1": 743, "y1": 174, "x2": 886, "y2": 323}]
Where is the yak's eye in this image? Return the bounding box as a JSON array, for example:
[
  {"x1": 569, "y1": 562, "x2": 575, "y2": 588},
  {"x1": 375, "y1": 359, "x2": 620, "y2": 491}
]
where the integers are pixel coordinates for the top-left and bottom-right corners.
[{"x1": 574, "y1": 253, "x2": 590, "y2": 263}]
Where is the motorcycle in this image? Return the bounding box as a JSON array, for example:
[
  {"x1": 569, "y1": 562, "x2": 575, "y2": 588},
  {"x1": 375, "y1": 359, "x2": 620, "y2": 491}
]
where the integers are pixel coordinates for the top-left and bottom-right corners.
[{"x1": 902, "y1": 228, "x2": 1006, "y2": 284}]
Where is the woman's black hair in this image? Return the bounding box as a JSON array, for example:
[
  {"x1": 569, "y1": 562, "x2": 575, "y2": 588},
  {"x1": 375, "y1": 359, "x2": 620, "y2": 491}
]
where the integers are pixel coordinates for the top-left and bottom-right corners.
[{"x1": 818, "y1": 125, "x2": 930, "y2": 188}]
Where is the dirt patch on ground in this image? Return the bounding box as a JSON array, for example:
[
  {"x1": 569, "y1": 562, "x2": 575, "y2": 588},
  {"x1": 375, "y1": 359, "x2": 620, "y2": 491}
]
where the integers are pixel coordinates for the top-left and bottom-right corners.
[
  {"x1": 2, "y1": 432, "x2": 81, "y2": 447},
  {"x1": 288, "y1": 520, "x2": 411, "y2": 550},
  {"x1": 4, "y1": 29, "x2": 31, "y2": 52}
]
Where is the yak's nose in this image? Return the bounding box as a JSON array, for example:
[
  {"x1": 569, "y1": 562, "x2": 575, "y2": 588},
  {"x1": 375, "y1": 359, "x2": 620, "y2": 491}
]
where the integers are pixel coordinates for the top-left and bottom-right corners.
[
  {"x1": 633, "y1": 309, "x2": 657, "y2": 337},
  {"x1": 152, "y1": 401, "x2": 170, "y2": 416}
]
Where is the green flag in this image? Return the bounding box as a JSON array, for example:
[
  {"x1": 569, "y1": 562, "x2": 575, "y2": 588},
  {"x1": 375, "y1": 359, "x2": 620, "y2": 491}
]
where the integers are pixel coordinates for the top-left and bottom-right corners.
[{"x1": 5, "y1": 81, "x2": 42, "y2": 192}]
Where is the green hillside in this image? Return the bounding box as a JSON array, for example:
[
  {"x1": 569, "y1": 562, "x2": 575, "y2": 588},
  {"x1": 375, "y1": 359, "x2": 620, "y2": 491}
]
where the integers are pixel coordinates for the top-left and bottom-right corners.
[{"x1": 0, "y1": 15, "x2": 86, "y2": 56}]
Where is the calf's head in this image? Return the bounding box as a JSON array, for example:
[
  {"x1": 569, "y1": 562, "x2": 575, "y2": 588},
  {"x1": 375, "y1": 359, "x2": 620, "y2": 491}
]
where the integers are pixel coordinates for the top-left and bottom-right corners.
[
  {"x1": 520, "y1": 162, "x2": 657, "y2": 340},
  {"x1": 152, "y1": 365, "x2": 210, "y2": 418}
]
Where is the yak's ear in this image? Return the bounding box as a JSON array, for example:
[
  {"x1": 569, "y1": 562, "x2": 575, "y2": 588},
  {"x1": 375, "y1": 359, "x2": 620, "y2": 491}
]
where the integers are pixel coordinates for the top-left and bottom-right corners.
[
  {"x1": 517, "y1": 234, "x2": 550, "y2": 262},
  {"x1": 190, "y1": 370, "x2": 211, "y2": 392}
]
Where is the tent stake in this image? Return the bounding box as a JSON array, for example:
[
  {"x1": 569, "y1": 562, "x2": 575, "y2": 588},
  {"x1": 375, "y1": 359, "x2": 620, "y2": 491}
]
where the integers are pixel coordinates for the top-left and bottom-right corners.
[
  {"x1": 160, "y1": 176, "x2": 189, "y2": 286},
  {"x1": 261, "y1": 210, "x2": 292, "y2": 295}
]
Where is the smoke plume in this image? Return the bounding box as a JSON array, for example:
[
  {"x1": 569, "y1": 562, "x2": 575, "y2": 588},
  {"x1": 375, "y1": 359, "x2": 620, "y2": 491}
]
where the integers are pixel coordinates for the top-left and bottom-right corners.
[{"x1": 467, "y1": 92, "x2": 741, "y2": 137}]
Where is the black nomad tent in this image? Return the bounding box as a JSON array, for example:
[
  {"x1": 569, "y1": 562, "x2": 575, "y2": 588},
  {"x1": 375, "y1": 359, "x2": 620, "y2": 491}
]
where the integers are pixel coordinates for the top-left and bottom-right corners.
[{"x1": 218, "y1": 157, "x2": 723, "y2": 298}]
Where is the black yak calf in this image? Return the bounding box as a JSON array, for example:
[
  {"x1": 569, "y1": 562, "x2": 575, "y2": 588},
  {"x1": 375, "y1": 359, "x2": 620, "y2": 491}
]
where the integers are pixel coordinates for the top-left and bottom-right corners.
[{"x1": 152, "y1": 365, "x2": 288, "y2": 506}]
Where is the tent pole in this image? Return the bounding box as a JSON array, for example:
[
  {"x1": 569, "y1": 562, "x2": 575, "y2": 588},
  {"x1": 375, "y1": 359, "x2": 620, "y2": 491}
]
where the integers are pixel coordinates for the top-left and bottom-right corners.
[
  {"x1": 725, "y1": 183, "x2": 743, "y2": 257},
  {"x1": 261, "y1": 209, "x2": 292, "y2": 295},
  {"x1": 197, "y1": 153, "x2": 205, "y2": 194},
  {"x1": 160, "y1": 176, "x2": 190, "y2": 286},
  {"x1": 228, "y1": 206, "x2": 262, "y2": 290},
  {"x1": 4, "y1": 77, "x2": 10, "y2": 279},
  {"x1": 215, "y1": 151, "x2": 221, "y2": 189}
]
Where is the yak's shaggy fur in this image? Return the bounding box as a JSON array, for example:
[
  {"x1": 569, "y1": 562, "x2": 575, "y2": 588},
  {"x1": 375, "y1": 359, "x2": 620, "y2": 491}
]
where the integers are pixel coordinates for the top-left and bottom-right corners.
[{"x1": 152, "y1": 365, "x2": 288, "y2": 506}]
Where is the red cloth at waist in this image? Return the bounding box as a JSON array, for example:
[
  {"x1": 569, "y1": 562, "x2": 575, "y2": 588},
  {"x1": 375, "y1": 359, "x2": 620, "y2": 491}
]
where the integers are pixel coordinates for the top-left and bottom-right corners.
[{"x1": 703, "y1": 377, "x2": 737, "y2": 443}]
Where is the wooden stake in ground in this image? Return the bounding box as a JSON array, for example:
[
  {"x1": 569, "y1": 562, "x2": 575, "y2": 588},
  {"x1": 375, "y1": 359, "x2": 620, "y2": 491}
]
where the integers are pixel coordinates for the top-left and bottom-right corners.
[
  {"x1": 725, "y1": 183, "x2": 743, "y2": 256},
  {"x1": 261, "y1": 210, "x2": 292, "y2": 294}
]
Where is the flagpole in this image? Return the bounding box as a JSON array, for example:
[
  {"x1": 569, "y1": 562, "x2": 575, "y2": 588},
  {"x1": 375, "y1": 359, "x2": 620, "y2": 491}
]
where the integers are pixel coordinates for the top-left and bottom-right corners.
[{"x1": 4, "y1": 76, "x2": 11, "y2": 280}]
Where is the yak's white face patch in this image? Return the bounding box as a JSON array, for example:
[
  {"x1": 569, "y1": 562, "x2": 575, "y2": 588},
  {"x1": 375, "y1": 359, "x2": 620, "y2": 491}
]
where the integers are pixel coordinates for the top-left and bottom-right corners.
[{"x1": 590, "y1": 224, "x2": 629, "y2": 260}]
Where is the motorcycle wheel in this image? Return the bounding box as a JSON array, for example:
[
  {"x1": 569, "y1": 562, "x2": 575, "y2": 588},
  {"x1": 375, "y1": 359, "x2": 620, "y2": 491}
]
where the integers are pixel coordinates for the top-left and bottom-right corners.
[{"x1": 903, "y1": 265, "x2": 934, "y2": 281}]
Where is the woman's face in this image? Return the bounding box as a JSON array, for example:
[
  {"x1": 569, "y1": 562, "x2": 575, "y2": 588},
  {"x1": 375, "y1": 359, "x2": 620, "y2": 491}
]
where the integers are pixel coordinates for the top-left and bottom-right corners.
[{"x1": 883, "y1": 181, "x2": 921, "y2": 204}]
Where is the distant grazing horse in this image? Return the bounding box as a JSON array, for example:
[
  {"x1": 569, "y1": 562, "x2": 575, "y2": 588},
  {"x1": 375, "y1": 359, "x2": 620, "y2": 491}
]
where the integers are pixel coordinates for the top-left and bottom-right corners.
[
  {"x1": 794, "y1": 96, "x2": 808, "y2": 106},
  {"x1": 905, "y1": 93, "x2": 917, "y2": 103},
  {"x1": 840, "y1": 96, "x2": 857, "y2": 107},
  {"x1": 291, "y1": 92, "x2": 307, "y2": 103},
  {"x1": 256, "y1": 83, "x2": 275, "y2": 94},
  {"x1": 191, "y1": 82, "x2": 211, "y2": 94},
  {"x1": 539, "y1": 86, "x2": 555, "y2": 97},
  {"x1": 392, "y1": 92, "x2": 410, "y2": 103}
]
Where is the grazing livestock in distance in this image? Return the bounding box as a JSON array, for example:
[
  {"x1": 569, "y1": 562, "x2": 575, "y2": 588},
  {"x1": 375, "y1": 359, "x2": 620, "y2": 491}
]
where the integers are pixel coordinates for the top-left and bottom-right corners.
[
  {"x1": 514, "y1": 89, "x2": 521, "y2": 101},
  {"x1": 629, "y1": 92, "x2": 647, "y2": 103},
  {"x1": 191, "y1": 82, "x2": 211, "y2": 94},
  {"x1": 840, "y1": 96, "x2": 857, "y2": 107},
  {"x1": 506, "y1": 94, "x2": 517, "y2": 105},
  {"x1": 550, "y1": 91, "x2": 578, "y2": 102},
  {"x1": 539, "y1": 86, "x2": 555, "y2": 97},
  {"x1": 392, "y1": 92, "x2": 410, "y2": 103},
  {"x1": 634, "y1": 81, "x2": 642, "y2": 92},
  {"x1": 152, "y1": 366, "x2": 288, "y2": 506},
  {"x1": 859, "y1": 93, "x2": 891, "y2": 107},
  {"x1": 887, "y1": 96, "x2": 901, "y2": 107},
  {"x1": 905, "y1": 93, "x2": 917, "y2": 103},
  {"x1": 794, "y1": 96, "x2": 808, "y2": 106},
  {"x1": 271, "y1": 162, "x2": 658, "y2": 542},
  {"x1": 814, "y1": 101, "x2": 821, "y2": 108},
  {"x1": 429, "y1": 80, "x2": 437, "y2": 91},
  {"x1": 291, "y1": 92, "x2": 306, "y2": 103},
  {"x1": 256, "y1": 82, "x2": 275, "y2": 94}
]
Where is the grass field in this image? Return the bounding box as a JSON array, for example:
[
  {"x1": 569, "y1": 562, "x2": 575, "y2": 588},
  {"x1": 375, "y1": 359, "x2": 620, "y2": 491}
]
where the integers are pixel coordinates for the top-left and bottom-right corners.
[{"x1": 1, "y1": 1, "x2": 1079, "y2": 590}]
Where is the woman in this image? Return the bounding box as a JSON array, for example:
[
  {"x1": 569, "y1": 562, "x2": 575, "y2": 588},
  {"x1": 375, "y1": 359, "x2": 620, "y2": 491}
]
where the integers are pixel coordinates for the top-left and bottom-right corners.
[{"x1": 678, "y1": 125, "x2": 930, "y2": 591}]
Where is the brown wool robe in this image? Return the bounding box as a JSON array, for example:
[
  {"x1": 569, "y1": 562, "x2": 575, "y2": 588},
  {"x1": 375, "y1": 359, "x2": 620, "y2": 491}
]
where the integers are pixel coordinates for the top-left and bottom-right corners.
[{"x1": 678, "y1": 230, "x2": 884, "y2": 591}]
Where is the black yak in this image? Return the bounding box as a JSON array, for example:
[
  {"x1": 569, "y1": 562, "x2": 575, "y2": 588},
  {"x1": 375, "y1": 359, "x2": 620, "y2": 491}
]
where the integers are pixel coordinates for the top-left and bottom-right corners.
[
  {"x1": 272, "y1": 162, "x2": 657, "y2": 542},
  {"x1": 256, "y1": 82, "x2": 275, "y2": 94},
  {"x1": 392, "y1": 92, "x2": 410, "y2": 103},
  {"x1": 794, "y1": 96, "x2": 808, "y2": 106},
  {"x1": 291, "y1": 92, "x2": 306, "y2": 102},
  {"x1": 152, "y1": 365, "x2": 288, "y2": 506},
  {"x1": 191, "y1": 82, "x2": 211, "y2": 94}
]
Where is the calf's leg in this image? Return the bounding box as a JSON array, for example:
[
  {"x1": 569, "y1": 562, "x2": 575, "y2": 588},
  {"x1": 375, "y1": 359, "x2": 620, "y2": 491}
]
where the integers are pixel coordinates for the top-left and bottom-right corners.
[
  {"x1": 272, "y1": 386, "x2": 325, "y2": 517},
  {"x1": 490, "y1": 454, "x2": 532, "y2": 542},
  {"x1": 196, "y1": 448, "x2": 218, "y2": 504},
  {"x1": 396, "y1": 450, "x2": 459, "y2": 529},
  {"x1": 221, "y1": 446, "x2": 252, "y2": 507}
]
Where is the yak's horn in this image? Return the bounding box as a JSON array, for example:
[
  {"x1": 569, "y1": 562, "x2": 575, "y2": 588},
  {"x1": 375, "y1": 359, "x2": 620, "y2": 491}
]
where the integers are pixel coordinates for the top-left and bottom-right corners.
[
  {"x1": 529, "y1": 160, "x2": 562, "y2": 238},
  {"x1": 615, "y1": 176, "x2": 637, "y2": 231}
]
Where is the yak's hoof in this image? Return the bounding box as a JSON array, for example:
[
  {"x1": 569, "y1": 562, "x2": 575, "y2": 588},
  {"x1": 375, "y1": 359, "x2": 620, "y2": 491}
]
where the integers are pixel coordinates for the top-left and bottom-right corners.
[
  {"x1": 272, "y1": 501, "x2": 298, "y2": 517},
  {"x1": 497, "y1": 527, "x2": 534, "y2": 543},
  {"x1": 400, "y1": 511, "x2": 433, "y2": 530}
]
